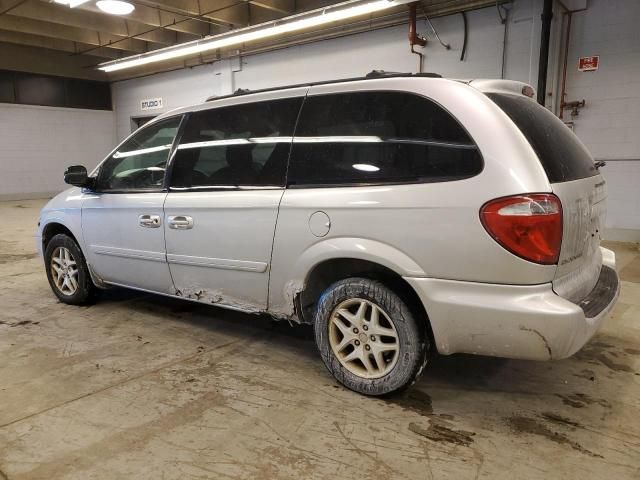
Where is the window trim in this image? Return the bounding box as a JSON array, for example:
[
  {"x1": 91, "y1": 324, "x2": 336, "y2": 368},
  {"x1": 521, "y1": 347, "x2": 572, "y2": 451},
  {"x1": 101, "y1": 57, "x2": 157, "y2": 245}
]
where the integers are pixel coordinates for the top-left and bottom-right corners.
[
  {"x1": 161, "y1": 112, "x2": 190, "y2": 191},
  {"x1": 285, "y1": 90, "x2": 484, "y2": 189},
  {"x1": 168, "y1": 185, "x2": 285, "y2": 192},
  {"x1": 90, "y1": 114, "x2": 186, "y2": 194},
  {"x1": 287, "y1": 175, "x2": 481, "y2": 189},
  {"x1": 164, "y1": 96, "x2": 305, "y2": 193}
]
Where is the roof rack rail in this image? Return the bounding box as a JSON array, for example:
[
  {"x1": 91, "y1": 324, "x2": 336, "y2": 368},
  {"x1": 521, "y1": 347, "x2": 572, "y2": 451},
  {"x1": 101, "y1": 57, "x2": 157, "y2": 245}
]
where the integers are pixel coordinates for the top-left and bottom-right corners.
[
  {"x1": 364, "y1": 69, "x2": 441, "y2": 79},
  {"x1": 205, "y1": 70, "x2": 442, "y2": 102}
]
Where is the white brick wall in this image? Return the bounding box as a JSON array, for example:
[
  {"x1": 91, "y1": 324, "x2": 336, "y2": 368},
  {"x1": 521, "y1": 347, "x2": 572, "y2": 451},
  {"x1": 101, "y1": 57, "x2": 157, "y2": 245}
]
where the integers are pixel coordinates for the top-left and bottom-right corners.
[
  {"x1": 111, "y1": 2, "x2": 541, "y2": 139},
  {"x1": 105, "y1": 0, "x2": 638, "y2": 238},
  {"x1": 561, "y1": 0, "x2": 640, "y2": 238},
  {"x1": 601, "y1": 163, "x2": 640, "y2": 239},
  {"x1": 0, "y1": 103, "x2": 116, "y2": 199}
]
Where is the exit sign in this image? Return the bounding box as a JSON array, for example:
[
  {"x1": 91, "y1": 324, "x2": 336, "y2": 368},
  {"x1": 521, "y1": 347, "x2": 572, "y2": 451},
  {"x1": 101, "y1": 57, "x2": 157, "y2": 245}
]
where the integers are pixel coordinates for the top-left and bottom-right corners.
[{"x1": 578, "y1": 56, "x2": 599, "y2": 72}]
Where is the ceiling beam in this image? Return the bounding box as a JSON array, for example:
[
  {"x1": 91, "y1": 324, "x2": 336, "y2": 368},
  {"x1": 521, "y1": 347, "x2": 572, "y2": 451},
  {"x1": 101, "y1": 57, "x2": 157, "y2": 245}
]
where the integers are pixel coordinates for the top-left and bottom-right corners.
[
  {"x1": 0, "y1": 29, "x2": 122, "y2": 58},
  {"x1": 248, "y1": 0, "x2": 294, "y2": 15},
  {"x1": 135, "y1": 0, "x2": 249, "y2": 28},
  {"x1": 79, "y1": 1, "x2": 212, "y2": 38},
  {"x1": 0, "y1": 41, "x2": 109, "y2": 79},
  {"x1": 5, "y1": 0, "x2": 169, "y2": 47},
  {"x1": 421, "y1": 0, "x2": 507, "y2": 16},
  {"x1": 0, "y1": 0, "x2": 25, "y2": 15},
  {"x1": 0, "y1": 14, "x2": 148, "y2": 53},
  {"x1": 247, "y1": 3, "x2": 288, "y2": 23}
]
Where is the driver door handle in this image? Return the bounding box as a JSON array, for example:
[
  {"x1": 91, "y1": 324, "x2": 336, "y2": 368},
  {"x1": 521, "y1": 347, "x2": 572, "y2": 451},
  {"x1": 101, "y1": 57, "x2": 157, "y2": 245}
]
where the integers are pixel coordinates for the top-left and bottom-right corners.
[
  {"x1": 139, "y1": 214, "x2": 161, "y2": 228},
  {"x1": 168, "y1": 215, "x2": 194, "y2": 230}
]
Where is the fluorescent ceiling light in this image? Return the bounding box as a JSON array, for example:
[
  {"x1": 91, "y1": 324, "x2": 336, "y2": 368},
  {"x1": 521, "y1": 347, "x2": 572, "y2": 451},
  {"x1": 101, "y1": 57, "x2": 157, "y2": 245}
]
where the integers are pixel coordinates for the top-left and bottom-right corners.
[
  {"x1": 53, "y1": 0, "x2": 92, "y2": 7},
  {"x1": 98, "y1": 0, "x2": 413, "y2": 72},
  {"x1": 96, "y1": 0, "x2": 135, "y2": 15}
]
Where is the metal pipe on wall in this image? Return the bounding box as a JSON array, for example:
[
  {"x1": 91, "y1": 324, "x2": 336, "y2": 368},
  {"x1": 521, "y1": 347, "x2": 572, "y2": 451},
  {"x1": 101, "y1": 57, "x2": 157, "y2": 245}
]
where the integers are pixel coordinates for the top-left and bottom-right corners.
[
  {"x1": 537, "y1": 0, "x2": 553, "y2": 105},
  {"x1": 460, "y1": 11, "x2": 468, "y2": 61},
  {"x1": 408, "y1": 2, "x2": 427, "y2": 73},
  {"x1": 557, "y1": 2, "x2": 587, "y2": 118},
  {"x1": 559, "y1": 10, "x2": 572, "y2": 119}
]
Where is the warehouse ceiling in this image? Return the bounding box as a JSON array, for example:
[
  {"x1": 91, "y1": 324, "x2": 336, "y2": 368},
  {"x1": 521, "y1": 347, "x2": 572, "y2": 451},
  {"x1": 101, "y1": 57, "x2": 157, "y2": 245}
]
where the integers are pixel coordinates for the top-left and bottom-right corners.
[{"x1": 0, "y1": 0, "x2": 500, "y2": 80}]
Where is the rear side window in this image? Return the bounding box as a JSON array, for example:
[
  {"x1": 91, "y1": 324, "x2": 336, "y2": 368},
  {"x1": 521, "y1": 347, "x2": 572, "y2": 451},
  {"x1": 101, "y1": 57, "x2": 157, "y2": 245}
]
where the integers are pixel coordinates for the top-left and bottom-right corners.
[
  {"x1": 287, "y1": 91, "x2": 481, "y2": 187},
  {"x1": 170, "y1": 97, "x2": 302, "y2": 189},
  {"x1": 488, "y1": 93, "x2": 597, "y2": 183}
]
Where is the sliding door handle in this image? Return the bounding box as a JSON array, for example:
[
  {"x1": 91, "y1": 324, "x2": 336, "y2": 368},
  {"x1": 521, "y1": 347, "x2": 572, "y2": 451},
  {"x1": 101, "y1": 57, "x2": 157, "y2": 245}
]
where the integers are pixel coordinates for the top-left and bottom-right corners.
[
  {"x1": 168, "y1": 215, "x2": 194, "y2": 230},
  {"x1": 139, "y1": 214, "x2": 161, "y2": 228}
]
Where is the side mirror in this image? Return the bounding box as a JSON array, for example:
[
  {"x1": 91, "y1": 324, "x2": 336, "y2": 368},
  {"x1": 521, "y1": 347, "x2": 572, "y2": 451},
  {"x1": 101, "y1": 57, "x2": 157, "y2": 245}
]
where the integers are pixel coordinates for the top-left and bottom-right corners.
[{"x1": 64, "y1": 165, "x2": 93, "y2": 188}]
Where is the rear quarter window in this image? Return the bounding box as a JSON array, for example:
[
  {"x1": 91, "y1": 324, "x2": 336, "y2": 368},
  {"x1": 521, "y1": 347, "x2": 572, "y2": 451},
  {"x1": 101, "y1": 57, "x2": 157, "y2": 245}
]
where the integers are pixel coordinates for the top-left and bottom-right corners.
[
  {"x1": 487, "y1": 93, "x2": 597, "y2": 183},
  {"x1": 287, "y1": 91, "x2": 482, "y2": 187}
]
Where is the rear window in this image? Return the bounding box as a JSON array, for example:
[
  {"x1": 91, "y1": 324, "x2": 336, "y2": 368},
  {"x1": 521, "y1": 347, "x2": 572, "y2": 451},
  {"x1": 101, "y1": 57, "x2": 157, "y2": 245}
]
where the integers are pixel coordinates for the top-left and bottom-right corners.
[
  {"x1": 287, "y1": 91, "x2": 482, "y2": 187},
  {"x1": 488, "y1": 93, "x2": 597, "y2": 183}
]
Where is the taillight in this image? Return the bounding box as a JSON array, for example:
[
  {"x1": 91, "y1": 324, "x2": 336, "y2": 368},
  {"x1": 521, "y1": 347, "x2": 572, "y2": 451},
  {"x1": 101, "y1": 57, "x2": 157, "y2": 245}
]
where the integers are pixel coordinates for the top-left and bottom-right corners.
[{"x1": 480, "y1": 194, "x2": 563, "y2": 265}]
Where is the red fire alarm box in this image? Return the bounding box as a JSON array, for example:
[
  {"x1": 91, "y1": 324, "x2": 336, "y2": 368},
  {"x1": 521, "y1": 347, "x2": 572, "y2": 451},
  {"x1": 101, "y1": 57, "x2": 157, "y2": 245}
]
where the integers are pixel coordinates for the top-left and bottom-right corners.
[{"x1": 578, "y1": 56, "x2": 599, "y2": 72}]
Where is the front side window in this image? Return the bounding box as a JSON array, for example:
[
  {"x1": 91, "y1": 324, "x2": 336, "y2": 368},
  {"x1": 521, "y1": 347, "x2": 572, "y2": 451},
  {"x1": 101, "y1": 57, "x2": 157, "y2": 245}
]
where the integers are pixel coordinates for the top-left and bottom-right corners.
[
  {"x1": 170, "y1": 97, "x2": 303, "y2": 189},
  {"x1": 95, "y1": 116, "x2": 182, "y2": 191},
  {"x1": 287, "y1": 91, "x2": 482, "y2": 187}
]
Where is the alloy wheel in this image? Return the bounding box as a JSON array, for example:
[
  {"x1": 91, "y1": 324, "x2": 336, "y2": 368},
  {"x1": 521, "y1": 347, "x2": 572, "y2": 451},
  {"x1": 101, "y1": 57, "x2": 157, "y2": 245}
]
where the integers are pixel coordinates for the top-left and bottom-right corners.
[
  {"x1": 328, "y1": 298, "x2": 400, "y2": 379},
  {"x1": 50, "y1": 247, "x2": 79, "y2": 296}
]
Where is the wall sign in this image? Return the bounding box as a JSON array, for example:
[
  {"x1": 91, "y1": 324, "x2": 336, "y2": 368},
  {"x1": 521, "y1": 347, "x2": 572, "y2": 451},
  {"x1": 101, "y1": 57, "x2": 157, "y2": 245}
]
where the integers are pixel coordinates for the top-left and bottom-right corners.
[
  {"x1": 140, "y1": 97, "x2": 163, "y2": 110},
  {"x1": 578, "y1": 56, "x2": 599, "y2": 72}
]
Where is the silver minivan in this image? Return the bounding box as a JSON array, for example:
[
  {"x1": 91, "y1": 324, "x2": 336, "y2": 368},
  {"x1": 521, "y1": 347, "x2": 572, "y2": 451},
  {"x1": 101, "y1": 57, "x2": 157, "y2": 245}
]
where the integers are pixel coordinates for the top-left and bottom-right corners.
[{"x1": 38, "y1": 73, "x2": 620, "y2": 395}]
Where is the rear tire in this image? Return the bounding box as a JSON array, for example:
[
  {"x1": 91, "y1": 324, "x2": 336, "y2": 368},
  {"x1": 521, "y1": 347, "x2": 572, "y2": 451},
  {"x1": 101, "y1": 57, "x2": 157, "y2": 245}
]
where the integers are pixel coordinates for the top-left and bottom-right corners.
[
  {"x1": 314, "y1": 278, "x2": 429, "y2": 396},
  {"x1": 44, "y1": 234, "x2": 99, "y2": 305}
]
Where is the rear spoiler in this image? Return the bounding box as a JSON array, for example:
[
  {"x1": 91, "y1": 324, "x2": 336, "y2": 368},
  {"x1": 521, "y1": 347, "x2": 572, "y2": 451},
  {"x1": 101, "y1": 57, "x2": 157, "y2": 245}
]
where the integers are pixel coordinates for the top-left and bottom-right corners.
[{"x1": 466, "y1": 79, "x2": 536, "y2": 99}]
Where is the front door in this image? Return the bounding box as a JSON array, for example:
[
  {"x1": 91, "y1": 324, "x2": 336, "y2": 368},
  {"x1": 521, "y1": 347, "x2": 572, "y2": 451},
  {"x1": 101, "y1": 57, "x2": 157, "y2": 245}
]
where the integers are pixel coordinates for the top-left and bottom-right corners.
[
  {"x1": 82, "y1": 116, "x2": 182, "y2": 294},
  {"x1": 163, "y1": 95, "x2": 303, "y2": 310}
]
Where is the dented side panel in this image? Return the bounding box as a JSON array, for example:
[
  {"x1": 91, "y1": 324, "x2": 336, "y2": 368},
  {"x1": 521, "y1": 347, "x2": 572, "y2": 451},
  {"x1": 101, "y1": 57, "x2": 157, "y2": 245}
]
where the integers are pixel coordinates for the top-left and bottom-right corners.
[
  {"x1": 405, "y1": 251, "x2": 618, "y2": 361},
  {"x1": 268, "y1": 78, "x2": 558, "y2": 321},
  {"x1": 164, "y1": 190, "x2": 285, "y2": 312}
]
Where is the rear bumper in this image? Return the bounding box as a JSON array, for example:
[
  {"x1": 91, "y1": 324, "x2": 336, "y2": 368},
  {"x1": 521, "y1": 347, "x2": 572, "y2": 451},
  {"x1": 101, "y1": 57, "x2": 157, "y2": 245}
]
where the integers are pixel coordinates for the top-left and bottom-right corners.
[{"x1": 405, "y1": 247, "x2": 620, "y2": 361}]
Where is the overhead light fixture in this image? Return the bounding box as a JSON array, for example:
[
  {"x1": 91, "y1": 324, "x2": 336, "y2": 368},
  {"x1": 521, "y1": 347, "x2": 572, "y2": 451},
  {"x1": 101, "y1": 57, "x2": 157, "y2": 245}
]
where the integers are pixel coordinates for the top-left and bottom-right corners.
[
  {"x1": 53, "y1": 0, "x2": 92, "y2": 8},
  {"x1": 96, "y1": 0, "x2": 135, "y2": 15},
  {"x1": 98, "y1": 0, "x2": 413, "y2": 72}
]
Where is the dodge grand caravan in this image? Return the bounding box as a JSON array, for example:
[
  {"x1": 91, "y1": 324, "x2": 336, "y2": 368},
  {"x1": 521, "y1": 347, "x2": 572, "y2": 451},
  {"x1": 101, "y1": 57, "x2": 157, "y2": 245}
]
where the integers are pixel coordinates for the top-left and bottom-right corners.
[{"x1": 38, "y1": 73, "x2": 620, "y2": 395}]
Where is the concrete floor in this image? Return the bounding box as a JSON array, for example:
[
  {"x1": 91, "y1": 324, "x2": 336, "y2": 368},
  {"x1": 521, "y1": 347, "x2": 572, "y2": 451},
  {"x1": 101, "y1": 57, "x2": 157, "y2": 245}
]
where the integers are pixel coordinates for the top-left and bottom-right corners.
[{"x1": 0, "y1": 199, "x2": 639, "y2": 480}]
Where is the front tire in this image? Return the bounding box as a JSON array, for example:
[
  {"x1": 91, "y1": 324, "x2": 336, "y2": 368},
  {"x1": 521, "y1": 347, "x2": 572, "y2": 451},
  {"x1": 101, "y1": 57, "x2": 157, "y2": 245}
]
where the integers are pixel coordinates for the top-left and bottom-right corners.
[
  {"x1": 44, "y1": 234, "x2": 98, "y2": 305},
  {"x1": 314, "y1": 278, "x2": 429, "y2": 396}
]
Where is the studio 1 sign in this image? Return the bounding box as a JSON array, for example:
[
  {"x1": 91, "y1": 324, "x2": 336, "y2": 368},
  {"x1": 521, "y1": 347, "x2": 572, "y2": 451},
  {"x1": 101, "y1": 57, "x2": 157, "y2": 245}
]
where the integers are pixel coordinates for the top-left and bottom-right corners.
[{"x1": 140, "y1": 97, "x2": 163, "y2": 111}]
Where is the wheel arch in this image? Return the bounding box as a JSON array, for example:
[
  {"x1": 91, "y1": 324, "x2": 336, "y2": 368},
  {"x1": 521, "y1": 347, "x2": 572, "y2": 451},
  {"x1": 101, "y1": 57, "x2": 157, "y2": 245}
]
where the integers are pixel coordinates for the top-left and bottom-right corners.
[
  {"x1": 42, "y1": 221, "x2": 79, "y2": 250},
  {"x1": 297, "y1": 256, "x2": 434, "y2": 346}
]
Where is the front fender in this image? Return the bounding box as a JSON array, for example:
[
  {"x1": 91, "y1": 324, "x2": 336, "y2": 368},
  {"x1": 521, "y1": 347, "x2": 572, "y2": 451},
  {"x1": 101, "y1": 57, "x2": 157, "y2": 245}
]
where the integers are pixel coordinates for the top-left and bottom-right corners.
[
  {"x1": 39, "y1": 214, "x2": 84, "y2": 252},
  {"x1": 38, "y1": 188, "x2": 85, "y2": 256}
]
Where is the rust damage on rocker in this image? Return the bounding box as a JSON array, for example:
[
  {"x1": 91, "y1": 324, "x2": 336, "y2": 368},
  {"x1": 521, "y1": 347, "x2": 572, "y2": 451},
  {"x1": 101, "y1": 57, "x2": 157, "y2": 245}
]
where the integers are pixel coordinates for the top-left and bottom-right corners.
[
  {"x1": 268, "y1": 280, "x2": 304, "y2": 323},
  {"x1": 175, "y1": 286, "x2": 262, "y2": 314}
]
